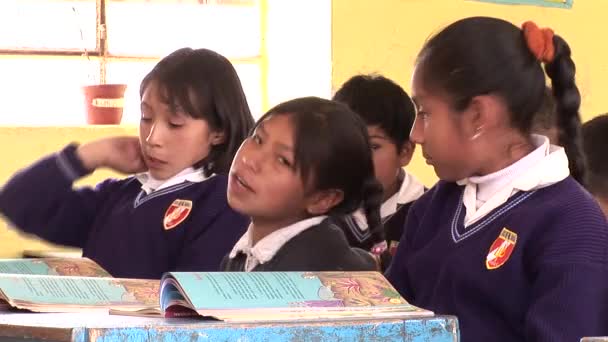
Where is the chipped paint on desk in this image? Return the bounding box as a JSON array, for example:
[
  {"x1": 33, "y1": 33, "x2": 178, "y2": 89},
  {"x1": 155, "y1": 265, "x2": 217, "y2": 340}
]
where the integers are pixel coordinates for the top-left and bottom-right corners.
[
  {"x1": 86, "y1": 317, "x2": 458, "y2": 342},
  {"x1": 0, "y1": 313, "x2": 459, "y2": 342}
]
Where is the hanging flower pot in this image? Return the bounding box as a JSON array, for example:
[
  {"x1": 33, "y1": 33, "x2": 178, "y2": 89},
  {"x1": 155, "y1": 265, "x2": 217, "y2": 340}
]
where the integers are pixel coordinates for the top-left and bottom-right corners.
[{"x1": 82, "y1": 84, "x2": 128, "y2": 125}]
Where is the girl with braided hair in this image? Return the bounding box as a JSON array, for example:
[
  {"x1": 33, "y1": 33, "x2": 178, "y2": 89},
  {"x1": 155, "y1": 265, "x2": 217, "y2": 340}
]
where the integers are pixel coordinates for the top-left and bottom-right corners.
[{"x1": 385, "y1": 17, "x2": 608, "y2": 341}]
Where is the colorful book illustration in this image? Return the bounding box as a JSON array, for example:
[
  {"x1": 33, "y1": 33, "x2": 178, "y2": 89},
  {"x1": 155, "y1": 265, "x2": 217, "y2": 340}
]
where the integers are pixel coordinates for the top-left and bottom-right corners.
[
  {"x1": 0, "y1": 257, "x2": 111, "y2": 278},
  {"x1": 160, "y1": 271, "x2": 433, "y2": 322},
  {"x1": 0, "y1": 274, "x2": 159, "y2": 313}
]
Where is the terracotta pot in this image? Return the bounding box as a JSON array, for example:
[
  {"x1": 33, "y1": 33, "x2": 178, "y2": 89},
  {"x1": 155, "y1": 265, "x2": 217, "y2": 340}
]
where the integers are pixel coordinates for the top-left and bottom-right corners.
[{"x1": 82, "y1": 84, "x2": 128, "y2": 125}]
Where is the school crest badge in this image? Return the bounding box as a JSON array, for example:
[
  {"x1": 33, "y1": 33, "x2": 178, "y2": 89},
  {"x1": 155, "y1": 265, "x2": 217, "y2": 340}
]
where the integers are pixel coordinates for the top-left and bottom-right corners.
[
  {"x1": 163, "y1": 199, "x2": 192, "y2": 230},
  {"x1": 485, "y1": 228, "x2": 517, "y2": 270}
]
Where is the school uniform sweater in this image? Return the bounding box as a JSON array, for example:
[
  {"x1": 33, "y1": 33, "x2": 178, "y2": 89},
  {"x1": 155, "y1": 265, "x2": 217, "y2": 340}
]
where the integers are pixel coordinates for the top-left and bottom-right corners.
[
  {"x1": 386, "y1": 136, "x2": 608, "y2": 341},
  {"x1": 0, "y1": 144, "x2": 249, "y2": 279},
  {"x1": 221, "y1": 217, "x2": 377, "y2": 272},
  {"x1": 337, "y1": 203, "x2": 414, "y2": 252},
  {"x1": 334, "y1": 171, "x2": 424, "y2": 270}
]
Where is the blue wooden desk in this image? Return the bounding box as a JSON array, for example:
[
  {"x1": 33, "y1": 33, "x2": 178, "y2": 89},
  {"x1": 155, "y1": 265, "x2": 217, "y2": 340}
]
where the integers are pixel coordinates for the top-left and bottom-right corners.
[{"x1": 0, "y1": 312, "x2": 459, "y2": 342}]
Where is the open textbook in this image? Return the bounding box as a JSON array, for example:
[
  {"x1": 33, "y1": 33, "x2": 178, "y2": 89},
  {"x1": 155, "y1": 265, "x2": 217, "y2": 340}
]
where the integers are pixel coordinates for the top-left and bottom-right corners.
[
  {"x1": 0, "y1": 260, "x2": 431, "y2": 321},
  {"x1": 0, "y1": 257, "x2": 111, "y2": 278},
  {"x1": 0, "y1": 274, "x2": 159, "y2": 313},
  {"x1": 159, "y1": 271, "x2": 433, "y2": 322},
  {"x1": 0, "y1": 257, "x2": 159, "y2": 313}
]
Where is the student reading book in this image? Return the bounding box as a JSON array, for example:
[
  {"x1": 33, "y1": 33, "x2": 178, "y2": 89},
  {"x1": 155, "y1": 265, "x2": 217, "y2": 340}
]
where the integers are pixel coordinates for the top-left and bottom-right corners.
[
  {"x1": 0, "y1": 257, "x2": 111, "y2": 277},
  {"x1": 0, "y1": 274, "x2": 159, "y2": 314},
  {"x1": 159, "y1": 271, "x2": 432, "y2": 322}
]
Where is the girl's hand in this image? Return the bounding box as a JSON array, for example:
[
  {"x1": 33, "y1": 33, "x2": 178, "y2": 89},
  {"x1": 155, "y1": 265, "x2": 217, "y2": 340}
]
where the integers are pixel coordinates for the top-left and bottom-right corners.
[{"x1": 77, "y1": 136, "x2": 147, "y2": 174}]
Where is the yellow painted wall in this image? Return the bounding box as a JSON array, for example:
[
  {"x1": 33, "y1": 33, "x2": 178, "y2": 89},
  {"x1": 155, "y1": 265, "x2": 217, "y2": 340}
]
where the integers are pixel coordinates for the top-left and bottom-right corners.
[
  {"x1": 332, "y1": 0, "x2": 608, "y2": 186},
  {"x1": 0, "y1": 126, "x2": 138, "y2": 257}
]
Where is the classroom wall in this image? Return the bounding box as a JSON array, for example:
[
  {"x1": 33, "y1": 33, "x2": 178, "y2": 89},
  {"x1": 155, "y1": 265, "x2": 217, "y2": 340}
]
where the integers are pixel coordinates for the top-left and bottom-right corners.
[{"x1": 332, "y1": 0, "x2": 608, "y2": 186}]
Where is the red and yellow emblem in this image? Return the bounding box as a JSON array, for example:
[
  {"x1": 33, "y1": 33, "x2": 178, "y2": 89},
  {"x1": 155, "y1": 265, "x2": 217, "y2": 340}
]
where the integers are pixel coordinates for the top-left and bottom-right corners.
[
  {"x1": 163, "y1": 199, "x2": 192, "y2": 230},
  {"x1": 485, "y1": 228, "x2": 517, "y2": 270}
]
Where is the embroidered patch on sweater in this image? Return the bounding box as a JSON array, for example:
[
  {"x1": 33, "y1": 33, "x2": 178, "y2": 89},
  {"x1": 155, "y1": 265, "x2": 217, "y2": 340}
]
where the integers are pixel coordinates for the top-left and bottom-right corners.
[
  {"x1": 486, "y1": 228, "x2": 517, "y2": 270},
  {"x1": 163, "y1": 199, "x2": 192, "y2": 230}
]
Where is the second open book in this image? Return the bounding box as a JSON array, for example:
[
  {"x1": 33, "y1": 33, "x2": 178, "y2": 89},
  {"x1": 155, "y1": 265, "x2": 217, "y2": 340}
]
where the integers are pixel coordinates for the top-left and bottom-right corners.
[
  {"x1": 159, "y1": 271, "x2": 432, "y2": 322},
  {"x1": 0, "y1": 257, "x2": 432, "y2": 321}
]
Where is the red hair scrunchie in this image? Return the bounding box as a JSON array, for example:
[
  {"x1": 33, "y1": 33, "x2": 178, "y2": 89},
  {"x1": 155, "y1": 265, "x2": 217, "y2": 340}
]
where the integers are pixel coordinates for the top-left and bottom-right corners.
[{"x1": 522, "y1": 21, "x2": 555, "y2": 63}]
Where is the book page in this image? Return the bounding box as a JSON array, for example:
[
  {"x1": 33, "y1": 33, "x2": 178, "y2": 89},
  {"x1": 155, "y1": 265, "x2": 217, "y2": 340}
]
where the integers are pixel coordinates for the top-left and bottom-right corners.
[
  {"x1": 167, "y1": 272, "x2": 323, "y2": 310},
  {"x1": 108, "y1": 307, "x2": 162, "y2": 318},
  {"x1": 0, "y1": 258, "x2": 111, "y2": 277},
  {"x1": 0, "y1": 275, "x2": 158, "y2": 308}
]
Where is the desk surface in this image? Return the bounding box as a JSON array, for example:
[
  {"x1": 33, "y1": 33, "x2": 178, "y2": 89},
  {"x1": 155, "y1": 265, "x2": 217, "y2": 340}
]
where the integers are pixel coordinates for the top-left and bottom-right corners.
[{"x1": 0, "y1": 312, "x2": 459, "y2": 342}]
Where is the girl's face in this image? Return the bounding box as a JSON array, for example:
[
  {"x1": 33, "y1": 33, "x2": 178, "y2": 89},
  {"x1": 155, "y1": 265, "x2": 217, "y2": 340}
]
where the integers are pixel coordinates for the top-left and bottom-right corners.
[
  {"x1": 409, "y1": 66, "x2": 478, "y2": 181},
  {"x1": 139, "y1": 80, "x2": 223, "y2": 180},
  {"x1": 367, "y1": 125, "x2": 413, "y2": 200},
  {"x1": 227, "y1": 114, "x2": 316, "y2": 227}
]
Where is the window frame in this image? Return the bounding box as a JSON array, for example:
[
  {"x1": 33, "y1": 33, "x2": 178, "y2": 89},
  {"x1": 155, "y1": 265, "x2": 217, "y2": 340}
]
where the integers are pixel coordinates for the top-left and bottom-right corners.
[{"x1": 0, "y1": 0, "x2": 263, "y2": 83}]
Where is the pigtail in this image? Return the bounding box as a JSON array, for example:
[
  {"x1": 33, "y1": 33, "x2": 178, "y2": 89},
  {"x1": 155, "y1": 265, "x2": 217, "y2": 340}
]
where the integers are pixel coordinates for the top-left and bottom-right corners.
[
  {"x1": 361, "y1": 177, "x2": 385, "y2": 253},
  {"x1": 544, "y1": 35, "x2": 587, "y2": 186}
]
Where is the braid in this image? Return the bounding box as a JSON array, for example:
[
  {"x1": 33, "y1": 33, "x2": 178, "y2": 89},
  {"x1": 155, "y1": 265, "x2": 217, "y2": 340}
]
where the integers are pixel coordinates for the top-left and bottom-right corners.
[
  {"x1": 361, "y1": 177, "x2": 385, "y2": 251},
  {"x1": 544, "y1": 35, "x2": 587, "y2": 186}
]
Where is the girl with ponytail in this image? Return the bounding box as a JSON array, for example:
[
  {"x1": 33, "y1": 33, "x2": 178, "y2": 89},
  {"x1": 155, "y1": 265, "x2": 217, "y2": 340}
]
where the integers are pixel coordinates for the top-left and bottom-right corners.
[
  {"x1": 222, "y1": 97, "x2": 379, "y2": 272},
  {"x1": 385, "y1": 17, "x2": 608, "y2": 341}
]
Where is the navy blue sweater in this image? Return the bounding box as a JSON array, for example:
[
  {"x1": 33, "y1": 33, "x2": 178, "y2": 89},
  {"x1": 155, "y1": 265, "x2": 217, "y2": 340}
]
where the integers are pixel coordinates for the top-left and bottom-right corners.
[
  {"x1": 0, "y1": 144, "x2": 249, "y2": 279},
  {"x1": 386, "y1": 178, "x2": 608, "y2": 341}
]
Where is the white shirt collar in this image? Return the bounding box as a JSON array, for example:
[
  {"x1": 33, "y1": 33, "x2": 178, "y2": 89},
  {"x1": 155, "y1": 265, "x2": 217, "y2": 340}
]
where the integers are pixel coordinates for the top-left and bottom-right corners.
[
  {"x1": 458, "y1": 134, "x2": 569, "y2": 227},
  {"x1": 228, "y1": 216, "x2": 327, "y2": 271},
  {"x1": 381, "y1": 170, "x2": 425, "y2": 217},
  {"x1": 135, "y1": 167, "x2": 211, "y2": 194},
  {"x1": 352, "y1": 170, "x2": 425, "y2": 230}
]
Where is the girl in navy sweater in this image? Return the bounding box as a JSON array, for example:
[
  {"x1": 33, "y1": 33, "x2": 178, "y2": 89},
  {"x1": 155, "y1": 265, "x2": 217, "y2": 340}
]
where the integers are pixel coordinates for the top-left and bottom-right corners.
[
  {"x1": 0, "y1": 48, "x2": 253, "y2": 279},
  {"x1": 222, "y1": 97, "x2": 381, "y2": 272},
  {"x1": 385, "y1": 18, "x2": 608, "y2": 341}
]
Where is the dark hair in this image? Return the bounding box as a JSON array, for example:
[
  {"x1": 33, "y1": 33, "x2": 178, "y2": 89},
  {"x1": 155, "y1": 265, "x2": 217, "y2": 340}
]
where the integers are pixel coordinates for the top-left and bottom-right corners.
[
  {"x1": 256, "y1": 97, "x2": 385, "y2": 243},
  {"x1": 532, "y1": 86, "x2": 558, "y2": 134},
  {"x1": 417, "y1": 17, "x2": 586, "y2": 183},
  {"x1": 140, "y1": 48, "x2": 255, "y2": 176},
  {"x1": 332, "y1": 74, "x2": 416, "y2": 150},
  {"x1": 582, "y1": 114, "x2": 608, "y2": 198},
  {"x1": 531, "y1": 86, "x2": 587, "y2": 184}
]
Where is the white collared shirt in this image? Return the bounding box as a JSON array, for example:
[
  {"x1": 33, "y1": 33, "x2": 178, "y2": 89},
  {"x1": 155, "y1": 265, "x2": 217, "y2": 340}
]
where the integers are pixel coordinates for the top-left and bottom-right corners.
[
  {"x1": 135, "y1": 167, "x2": 211, "y2": 194},
  {"x1": 228, "y1": 216, "x2": 328, "y2": 272},
  {"x1": 352, "y1": 170, "x2": 425, "y2": 230},
  {"x1": 458, "y1": 135, "x2": 569, "y2": 227}
]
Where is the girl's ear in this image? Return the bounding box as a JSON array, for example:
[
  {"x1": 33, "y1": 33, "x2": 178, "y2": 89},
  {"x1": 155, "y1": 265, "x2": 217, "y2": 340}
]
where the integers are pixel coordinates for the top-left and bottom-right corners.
[
  {"x1": 460, "y1": 94, "x2": 503, "y2": 141},
  {"x1": 305, "y1": 189, "x2": 344, "y2": 215}
]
